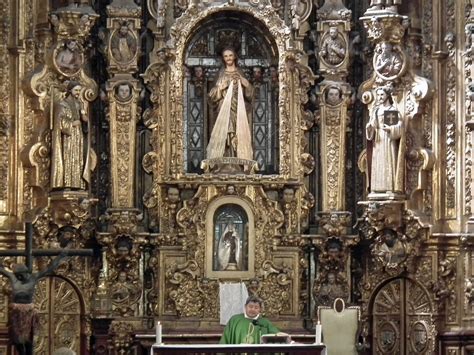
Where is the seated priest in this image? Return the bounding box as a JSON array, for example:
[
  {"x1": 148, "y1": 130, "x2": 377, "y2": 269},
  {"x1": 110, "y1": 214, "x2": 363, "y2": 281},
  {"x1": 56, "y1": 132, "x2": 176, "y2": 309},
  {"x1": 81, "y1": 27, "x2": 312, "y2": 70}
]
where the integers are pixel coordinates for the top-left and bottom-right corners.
[{"x1": 220, "y1": 295, "x2": 283, "y2": 344}]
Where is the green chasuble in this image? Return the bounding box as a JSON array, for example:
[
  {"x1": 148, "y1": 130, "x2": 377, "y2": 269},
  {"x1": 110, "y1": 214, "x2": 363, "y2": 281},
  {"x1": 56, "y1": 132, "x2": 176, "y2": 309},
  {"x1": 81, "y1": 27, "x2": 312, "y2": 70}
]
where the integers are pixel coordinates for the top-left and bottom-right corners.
[{"x1": 219, "y1": 313, "x2": 280, "y2": 344}]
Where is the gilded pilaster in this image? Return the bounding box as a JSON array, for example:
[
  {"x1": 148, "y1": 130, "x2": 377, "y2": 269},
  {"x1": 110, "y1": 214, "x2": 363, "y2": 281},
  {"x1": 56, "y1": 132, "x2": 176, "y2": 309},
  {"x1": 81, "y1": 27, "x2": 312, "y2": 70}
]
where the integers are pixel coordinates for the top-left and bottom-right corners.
[
  {"x1": 0, "y1": 0, "x2": 12, "y2": 228},
  {"x1": 444, "y1": 0, "x2": 458, "y2": 220},
  {"x1": 98, "y1": 4, "x2": 144, "y2": 349},
  {"x1": 309, "y1": 0, "x2": 356, "y2": 317},
  {"x1": 105, "y1": 0, "x2": 141, "y2": 208},
  {"x1": 431, "y1": 0, "x2": 464, "y2": 226},
  {"x1": 316, "y1": 0, "x2": 351, "y2": 212},
  {"x1": 465, "y1": 3, "x2": 474, "y2": 227}
]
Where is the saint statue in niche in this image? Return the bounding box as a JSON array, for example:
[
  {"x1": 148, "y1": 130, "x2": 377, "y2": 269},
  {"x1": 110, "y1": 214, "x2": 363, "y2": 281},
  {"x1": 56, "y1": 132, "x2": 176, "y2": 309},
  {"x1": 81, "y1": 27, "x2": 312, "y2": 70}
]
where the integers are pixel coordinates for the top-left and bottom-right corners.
[
  {"x1": 185, "y1": 23, "x2": 279, "y2": 174},
  {"x1": 110, "y1": 23, "x2": 137, "y2": 63},
  {"x1": 55, "y1": 40, "x2": 82, "y2": 75},
  {"x1": 213, "y1": 205, "x2": 248, "y2": 272},
  {"x1": 374, "y1": 42, "x2": 403, "y2": 79},
  {"x1": 366, "y1": 86, "x2": 405, "y2": 194},
  {"x1": 51, "y1": 81, "x2": 93, "y2": 189},
  {"x1": 217, "y1": 221, "x2": 240, "y2": 271},
  {"x1": 207, "y1": 48, "x2": 254, "y2": 161},
  {"x1": 319, "y1": 26, "x2": 346, "y2": 66},
  {"x1": 373, "y1": 229, "x2": 407, "y2": 267}
]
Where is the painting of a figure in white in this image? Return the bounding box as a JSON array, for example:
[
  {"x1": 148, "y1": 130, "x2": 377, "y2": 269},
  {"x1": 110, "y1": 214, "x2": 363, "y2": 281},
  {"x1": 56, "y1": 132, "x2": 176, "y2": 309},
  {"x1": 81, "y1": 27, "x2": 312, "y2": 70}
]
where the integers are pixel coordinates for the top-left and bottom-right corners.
[
  {"x1": 218, "y1": 221, "x2": 240, "y2": 271},
  {"x1": 213, "y1": 205, "x2": 248, "y2": 272}
]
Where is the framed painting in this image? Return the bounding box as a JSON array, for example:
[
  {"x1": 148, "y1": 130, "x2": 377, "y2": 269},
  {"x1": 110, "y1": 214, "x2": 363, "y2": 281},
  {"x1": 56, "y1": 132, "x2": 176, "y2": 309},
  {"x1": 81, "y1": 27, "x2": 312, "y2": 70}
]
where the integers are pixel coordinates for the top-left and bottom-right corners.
[{"x1": 205, "y1": 197, "x2": 255, "y2": 279}]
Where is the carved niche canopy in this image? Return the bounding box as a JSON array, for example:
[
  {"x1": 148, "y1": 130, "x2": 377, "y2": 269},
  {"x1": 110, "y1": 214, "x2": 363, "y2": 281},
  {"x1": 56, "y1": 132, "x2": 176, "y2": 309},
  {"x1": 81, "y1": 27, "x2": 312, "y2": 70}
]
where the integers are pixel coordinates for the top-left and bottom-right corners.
[{"x1": 183, "y1": 11, "x2": 280, "y2": 174}]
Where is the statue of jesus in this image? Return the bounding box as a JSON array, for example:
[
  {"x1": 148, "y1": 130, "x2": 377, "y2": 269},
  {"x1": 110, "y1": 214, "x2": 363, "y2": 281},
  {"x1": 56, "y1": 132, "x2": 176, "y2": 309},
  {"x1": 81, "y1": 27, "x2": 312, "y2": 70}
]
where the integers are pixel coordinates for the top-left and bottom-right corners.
[{"x1": 207, "y1": 48, "x2": 254, "y2": 160}]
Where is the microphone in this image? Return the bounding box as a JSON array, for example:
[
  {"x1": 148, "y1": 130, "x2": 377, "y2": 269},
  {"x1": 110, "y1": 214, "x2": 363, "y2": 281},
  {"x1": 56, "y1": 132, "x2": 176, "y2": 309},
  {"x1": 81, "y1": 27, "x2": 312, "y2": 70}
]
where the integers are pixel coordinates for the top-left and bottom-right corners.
[{"x1": 252, "y1": 319, "x2": 260, "y2": 326}]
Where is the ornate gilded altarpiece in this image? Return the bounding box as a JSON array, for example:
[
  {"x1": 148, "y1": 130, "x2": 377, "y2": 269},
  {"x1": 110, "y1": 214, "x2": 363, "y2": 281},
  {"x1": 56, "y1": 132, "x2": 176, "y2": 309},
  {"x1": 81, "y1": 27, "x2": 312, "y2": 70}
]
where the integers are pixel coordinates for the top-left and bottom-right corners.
[{"x1": 1, "y1": 0, "x2": 474, "y2": 354}]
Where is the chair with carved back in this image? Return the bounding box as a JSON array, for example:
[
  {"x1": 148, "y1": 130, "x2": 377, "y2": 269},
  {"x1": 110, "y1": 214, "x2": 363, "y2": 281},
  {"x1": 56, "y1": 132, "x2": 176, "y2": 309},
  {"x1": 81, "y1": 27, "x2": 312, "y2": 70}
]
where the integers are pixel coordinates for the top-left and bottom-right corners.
[{"x1": 318, "y1": 298, "x2": 361, "y2": 355}]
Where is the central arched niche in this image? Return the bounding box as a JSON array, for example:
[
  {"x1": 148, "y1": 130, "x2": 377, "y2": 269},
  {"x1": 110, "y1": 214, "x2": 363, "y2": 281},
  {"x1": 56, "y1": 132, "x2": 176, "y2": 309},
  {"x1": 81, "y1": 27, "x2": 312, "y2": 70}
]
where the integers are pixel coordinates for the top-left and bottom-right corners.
[
  {"x1": 183, "y1": 11, "x2": 280, "y2": 174},
  {"x1": 205, "y1": 196, "x2": 255, "y2": 279},
  {"x1": 213, "y1": 204, "x2": 249, "y2": 272}
]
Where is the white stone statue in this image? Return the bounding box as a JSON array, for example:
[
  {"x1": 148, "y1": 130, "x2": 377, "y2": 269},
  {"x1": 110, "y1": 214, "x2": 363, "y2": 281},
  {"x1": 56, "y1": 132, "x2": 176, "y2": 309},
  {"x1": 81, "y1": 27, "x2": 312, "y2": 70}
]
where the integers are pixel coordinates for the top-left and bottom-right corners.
[
  {"x1": 366, "y1": 87, "x2": 405, "y2": 194},
  {"x1": 367, "y1": 0, "x2": 401, "y2": 13}
]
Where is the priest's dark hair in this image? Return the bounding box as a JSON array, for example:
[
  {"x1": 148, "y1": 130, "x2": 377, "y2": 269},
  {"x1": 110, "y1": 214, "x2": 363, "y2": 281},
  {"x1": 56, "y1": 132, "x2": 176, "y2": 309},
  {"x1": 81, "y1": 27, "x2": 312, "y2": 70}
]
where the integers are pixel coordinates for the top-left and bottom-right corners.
[{"x1": 245, "y1": 295, "x2": 263, "y2": 307}]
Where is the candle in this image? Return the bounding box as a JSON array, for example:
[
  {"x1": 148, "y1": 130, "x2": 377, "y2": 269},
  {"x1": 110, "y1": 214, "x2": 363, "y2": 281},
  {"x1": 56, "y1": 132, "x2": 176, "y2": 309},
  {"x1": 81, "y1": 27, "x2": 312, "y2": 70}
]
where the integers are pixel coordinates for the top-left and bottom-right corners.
[
  {"x1": 315, "y1": 320, "x2": 322, "y2": 345},
  {"x1": 156, "y1": 321, "x2": 162, "y2": 344}
]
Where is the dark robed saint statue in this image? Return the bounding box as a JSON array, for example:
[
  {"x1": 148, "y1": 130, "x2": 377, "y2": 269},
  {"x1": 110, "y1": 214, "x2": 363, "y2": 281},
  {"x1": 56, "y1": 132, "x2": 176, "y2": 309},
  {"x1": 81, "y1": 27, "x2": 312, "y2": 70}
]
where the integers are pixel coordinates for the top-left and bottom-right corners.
[{"x1": 51, "y1": 81, "x2": 93, "y2": 189}]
